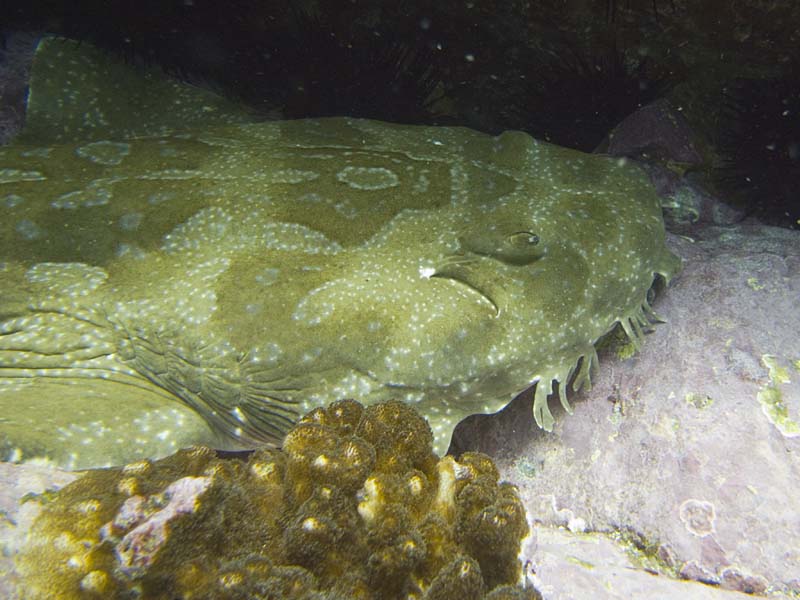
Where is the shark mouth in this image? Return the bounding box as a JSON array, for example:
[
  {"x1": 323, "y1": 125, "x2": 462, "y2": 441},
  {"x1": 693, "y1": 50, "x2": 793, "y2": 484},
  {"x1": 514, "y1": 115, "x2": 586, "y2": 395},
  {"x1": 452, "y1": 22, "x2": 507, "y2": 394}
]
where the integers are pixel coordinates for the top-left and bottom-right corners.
[{"x1": 430, "y1": 259, "x2": 500, "y2": 314}]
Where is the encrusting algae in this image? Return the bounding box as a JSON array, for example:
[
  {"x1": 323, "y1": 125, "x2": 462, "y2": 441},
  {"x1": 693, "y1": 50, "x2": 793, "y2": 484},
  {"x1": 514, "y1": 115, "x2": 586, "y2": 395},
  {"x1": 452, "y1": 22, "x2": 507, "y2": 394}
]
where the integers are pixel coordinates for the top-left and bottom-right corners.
[{"x1": 15, "y1": 400, "x2": 539, "y2": 600}]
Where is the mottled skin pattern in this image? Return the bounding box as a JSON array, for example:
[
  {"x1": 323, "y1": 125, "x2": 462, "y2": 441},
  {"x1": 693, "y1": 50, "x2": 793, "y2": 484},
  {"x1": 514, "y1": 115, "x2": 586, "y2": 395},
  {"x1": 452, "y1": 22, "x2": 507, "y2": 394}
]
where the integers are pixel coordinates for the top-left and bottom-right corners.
[{"x1": 0, "y1": 39, "x2": 680, "y2": 467}]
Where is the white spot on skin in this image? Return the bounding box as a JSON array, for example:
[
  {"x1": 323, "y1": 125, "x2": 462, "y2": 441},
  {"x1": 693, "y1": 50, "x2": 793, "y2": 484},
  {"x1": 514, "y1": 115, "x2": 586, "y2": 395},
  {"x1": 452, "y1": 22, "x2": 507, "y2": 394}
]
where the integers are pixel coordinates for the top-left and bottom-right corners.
[
  {"x1": 119, "y1": 212, "x2": 143, "y2": 231},
  {"x1": 334, "y1": 202, "x2": 357, "y2": 219},
  {"x1": 20, "y1": 147, "x2": 52, "y2": 158},
  {"x1": 52, "y1": 185, "x2": 112, "y2": 209},
  {"x1": 292, "y1": 301, "x2": 334, "y2": 326},
  {"x1": 231, "y1": 407, "x2": 247, "y2": 423},
  {"x1": 336, "y1": 166, "x2": 399, "y2": 190},
  {"x1": 419, "y1": 266, "x2": 436, "y2": 278},
  {"x1": 147, "y1": 192, "x2": 176, "y2": 205},
  {"x1": 0, "y1": 168, "x2": 46, "y2": 183},
  {"x1": 2, "y1": 194, "x2": 24, "y2": 208},
  {"x1": 412, "y1": 173, "x2": 430, "y2": 193},
  {"x1": 297, "y1": 192, "x2": 359, "y2": 219},
  {"x1": 25, "y1": 262, "x2": 108, "y2": 295},
  {"x1": 244, "y1": 303, "x2": 261, "y2": 315},
  {"x1": 262, "y1": 342, "x2": 283, "y2": 365},
  {"x1": 136, "y1": 169, "x2": 202, "y2": 180},
  {"x1": 331, "y1": 372, "x2": 375, "y2": 397},
  {"x1": 255, "y1": 268, "x2": 280, "y2": 286},
  {"x1": 298, "y1": 192, "x2": 323, "y2": 204},
  {"x1": 115, "y1": 243, "x2": 146, "y2": 259},
  {"x1": 270, "y1": 169, "x2": 320, "y2": 184},
  {"x1": 15, "y1": 219, "x2": 43, "y2": 240},
  {"x1": 75, "y1": 141, "x2": 131, "y2": 166}
]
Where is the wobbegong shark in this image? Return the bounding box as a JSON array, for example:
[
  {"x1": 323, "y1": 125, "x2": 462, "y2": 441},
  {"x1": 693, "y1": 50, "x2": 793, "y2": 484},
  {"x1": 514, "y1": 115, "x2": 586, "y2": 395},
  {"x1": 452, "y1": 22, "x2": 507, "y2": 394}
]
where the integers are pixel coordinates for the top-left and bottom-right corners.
[{"x1": 0, "y1": 38, "x2": 680, "y2": 468}]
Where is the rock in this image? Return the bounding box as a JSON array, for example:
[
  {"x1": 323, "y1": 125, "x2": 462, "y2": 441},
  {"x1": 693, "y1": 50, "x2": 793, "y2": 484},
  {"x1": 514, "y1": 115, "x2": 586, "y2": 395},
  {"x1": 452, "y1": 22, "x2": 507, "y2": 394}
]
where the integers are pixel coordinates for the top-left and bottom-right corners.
[
  {"x1": 0, "y1": 31, "x2": 38, "y2": 145},
  {"x1": 601, "y1": 98, "x2": 704, "y2": 166},
  {"x1": 529, "y1": 526, "x2": 785, "y2": 599}
]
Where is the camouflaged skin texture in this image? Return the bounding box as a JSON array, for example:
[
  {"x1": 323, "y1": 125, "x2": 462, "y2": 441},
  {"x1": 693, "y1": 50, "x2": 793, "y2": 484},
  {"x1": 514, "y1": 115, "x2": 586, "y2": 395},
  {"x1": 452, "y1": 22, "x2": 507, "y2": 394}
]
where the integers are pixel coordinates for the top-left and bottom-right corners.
[{"x1": 0, "y1": 38, "x2": 680, "y2": 467}]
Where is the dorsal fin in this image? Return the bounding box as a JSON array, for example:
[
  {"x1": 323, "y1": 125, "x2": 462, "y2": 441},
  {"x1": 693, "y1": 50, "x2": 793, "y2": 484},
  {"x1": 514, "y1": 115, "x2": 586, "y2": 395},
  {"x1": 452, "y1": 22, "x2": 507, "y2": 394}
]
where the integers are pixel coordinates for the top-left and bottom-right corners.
[{"x1": 19, "y1": 37, "x2": 257, "y2": 144}]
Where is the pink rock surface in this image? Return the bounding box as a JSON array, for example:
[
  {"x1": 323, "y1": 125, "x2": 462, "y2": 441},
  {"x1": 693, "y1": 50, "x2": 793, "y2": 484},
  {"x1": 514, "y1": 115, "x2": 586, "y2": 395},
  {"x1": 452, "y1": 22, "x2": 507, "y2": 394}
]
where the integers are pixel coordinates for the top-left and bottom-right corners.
[{"x1": 110, "y1": 476, "x2": 212, "y2": 576}]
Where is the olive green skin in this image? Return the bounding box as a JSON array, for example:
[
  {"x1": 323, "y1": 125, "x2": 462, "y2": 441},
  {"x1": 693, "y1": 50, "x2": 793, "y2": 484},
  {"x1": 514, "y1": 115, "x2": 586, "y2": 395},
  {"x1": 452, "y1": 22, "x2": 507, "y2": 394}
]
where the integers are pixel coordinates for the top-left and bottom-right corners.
[{"x1": 0, "y1": 38, "x2": 680, "y2": 467}]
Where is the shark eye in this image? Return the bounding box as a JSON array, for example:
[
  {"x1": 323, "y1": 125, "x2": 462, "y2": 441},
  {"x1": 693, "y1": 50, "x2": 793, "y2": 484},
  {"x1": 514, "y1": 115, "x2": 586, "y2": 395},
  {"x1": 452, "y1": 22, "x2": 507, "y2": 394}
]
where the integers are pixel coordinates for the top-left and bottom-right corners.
[
  {"x1": 458, "y1": 229, "x2": 544, "y2": 266},
  {"x1": 506, "y1": 231, "x2": 539, "y2": 247}
]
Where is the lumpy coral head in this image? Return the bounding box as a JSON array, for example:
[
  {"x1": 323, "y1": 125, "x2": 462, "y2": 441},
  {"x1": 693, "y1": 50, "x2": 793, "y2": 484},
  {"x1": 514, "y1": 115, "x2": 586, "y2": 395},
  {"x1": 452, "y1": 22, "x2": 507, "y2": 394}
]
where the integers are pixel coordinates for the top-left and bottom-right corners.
[
  {"x1": 15, "y1": 400, "x2": 540, "y2": 600},
  {"x1": 0, "y1": 37, "x2": 680, "y2": 467}
]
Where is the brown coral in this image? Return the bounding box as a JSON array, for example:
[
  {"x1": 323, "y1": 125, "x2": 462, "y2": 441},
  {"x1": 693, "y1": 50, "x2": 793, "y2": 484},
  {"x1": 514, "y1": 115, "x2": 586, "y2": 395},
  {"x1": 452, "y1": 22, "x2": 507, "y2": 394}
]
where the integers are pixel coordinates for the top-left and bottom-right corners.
[{"x1": 15, "y1": 400, "x2": 538, "y2": 600}]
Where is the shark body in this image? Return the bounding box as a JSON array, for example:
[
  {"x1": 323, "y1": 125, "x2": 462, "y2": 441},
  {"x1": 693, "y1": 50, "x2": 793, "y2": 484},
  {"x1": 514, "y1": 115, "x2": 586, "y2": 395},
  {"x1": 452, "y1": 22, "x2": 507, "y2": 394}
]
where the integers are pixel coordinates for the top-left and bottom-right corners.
[{"x1": 0, "y1": 38, "x2": 680, "y2": 467}]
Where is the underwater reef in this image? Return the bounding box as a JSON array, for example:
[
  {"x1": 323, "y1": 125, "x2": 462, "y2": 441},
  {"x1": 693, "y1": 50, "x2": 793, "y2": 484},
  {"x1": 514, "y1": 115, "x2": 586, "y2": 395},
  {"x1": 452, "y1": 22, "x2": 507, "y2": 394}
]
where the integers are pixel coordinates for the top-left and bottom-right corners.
[{"x1": 15, "y1": 400, "x2": 538, "y2": 600}]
